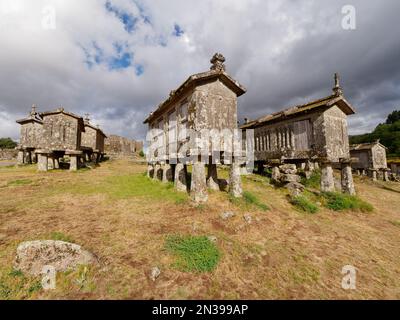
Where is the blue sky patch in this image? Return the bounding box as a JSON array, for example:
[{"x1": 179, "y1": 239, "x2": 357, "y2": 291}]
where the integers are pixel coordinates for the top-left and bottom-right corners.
[
  {"x1": 105, "y1": 1, "x2": 138, "y2": 33},
  {"x1": 173, "y1": 24, "x2": 184, "y2": 37}
]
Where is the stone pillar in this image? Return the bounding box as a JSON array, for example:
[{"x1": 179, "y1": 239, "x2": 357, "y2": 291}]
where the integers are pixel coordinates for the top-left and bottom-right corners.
[
  {"x1": 320, "y1": 162, "x2": 335, "y2": 192},
  {"x1": 207, "y1": 164, "x2": 219, "y2": 191},
  {"x1": 341, "y1": 161, "x2": 356, "y2": 195},
  {"x1": 314, "y1": 162, "x2": 320, "y2": 170},
  {"x1": 174, "y1": 163, "x2": 187, "y2": 192},
  {"x1": 17, "y1": 150, "x2": 24, "y2": 165},
  {"x1": 153, "y1": 164, "x2": 161, "y2": 180},
  {"x1": 383, "y1": 169, "x2": 389, "y2": 182},
  {"x1": 356, "y1": 169, "x2": 361, "y2": 176},
  {"x1": 147, "y1": 164, "x2": 154, "y2": 178},
  {"x1": 229, "y1": 162, "x2": 242, "y2": 198},
  {"x1": 54, "y1": 158, "x2": 60, "y2": 169},
  {"x1": 24, "y1": 151, "x2": 32, "y2": 164},
  {"x1": 48, "y1": 157, "x2": 54, "y2": 170},
  {"x1": 190, "y1": 162, "x2": 208, "y2": 203},
  {"x1": 37, "y1": 154, "x2": 48, "y2": 172},
  {"x1": 369, "y1": 169, "x2": 377, "y2": 181},
  {"x1": 162, "y1": 164, "x2": 173, "y2": 183},
  {"x1": 69, "y1": 155, "x2": 78, "y2": 171}
]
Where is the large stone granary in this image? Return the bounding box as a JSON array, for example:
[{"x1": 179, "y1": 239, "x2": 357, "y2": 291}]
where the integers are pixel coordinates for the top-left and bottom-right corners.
[
  {"x1": 240, "y1": 74, "x2": 357, "y2": 195},
  {"x1": 15, "y1": 105, "x2": 43, "y2": 164},
  {"x1": 144, "y1": 53, "x2": 246, "y2": 202},
  {"x1": 350, "y1": 140, "x2": 389, "y2": 180}
]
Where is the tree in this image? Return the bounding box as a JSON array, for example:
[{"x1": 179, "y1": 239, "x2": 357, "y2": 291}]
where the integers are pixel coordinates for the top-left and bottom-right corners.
[
  {"x1": 0, "y1": 137, "x2": 17, "y2": 149},
  {"x1": 386, "y1": 110, "x2": 400, "y2": 124}
]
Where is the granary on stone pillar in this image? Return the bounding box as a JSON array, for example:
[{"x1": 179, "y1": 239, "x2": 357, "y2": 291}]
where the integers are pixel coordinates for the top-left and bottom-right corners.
[
  {"x1": 15, "y1": 105, "x2": 43, "y2": 165},
  {"x1": 35, "y1": 107, "x2": 85, "y2": 171},
  {"x1": 144, "y1": 53, "x2": 247, "y2": 203},
  {"x1": 81, "y1": 114, "x2": 107, "y2": 162},
  {"x1": 350, "y1": 140, "x2": 389, "y2": 180},
  {"x1": 240, "y1": 74, "x2": 356, "y2": 194}
]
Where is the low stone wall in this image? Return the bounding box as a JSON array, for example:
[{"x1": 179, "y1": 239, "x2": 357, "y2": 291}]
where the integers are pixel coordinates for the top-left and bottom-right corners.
[{"x1": 0, "y1": 148, "x2": 17, "y2": 160}]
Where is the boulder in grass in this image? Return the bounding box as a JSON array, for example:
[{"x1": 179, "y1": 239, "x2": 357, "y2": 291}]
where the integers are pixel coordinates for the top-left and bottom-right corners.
[{"x1": 14, "y1": 240, "x2": 98, "y2": 276}]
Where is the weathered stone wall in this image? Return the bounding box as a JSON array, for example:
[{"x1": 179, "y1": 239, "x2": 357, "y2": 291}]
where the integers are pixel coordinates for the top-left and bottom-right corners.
[
  {"x1": 41, "y1": 114, "x2": 80, "y2": 151},
  {"x1": 0, "y1": 149, "x2": 17, "y2": 160},
  {"x1": 322, "y1": 105, "x2": 350, "y2": 162},
  {"x1": 81, "y1": 125, "x2": 97, "y2": 150},
  {"x1": 104, "y1": 135, "x2": 141, "y2": 155},
  {"x1": 350, "y1": 150, "x2": 371, "y2": 169},
  {"x1": 371, "y1": 145, "x2": 387, "y2": 169},
  {"x1": 19, "y1": 122, "x2": 42, "y2": 149}
]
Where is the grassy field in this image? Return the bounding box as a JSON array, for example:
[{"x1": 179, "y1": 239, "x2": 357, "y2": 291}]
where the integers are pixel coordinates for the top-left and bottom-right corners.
[{"x1": 0, "y1": 159, "x2": 400, "y2": 299}]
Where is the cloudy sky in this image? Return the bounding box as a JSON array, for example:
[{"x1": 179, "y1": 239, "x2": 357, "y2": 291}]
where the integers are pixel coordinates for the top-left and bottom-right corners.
[{"x1": 1, "y1": 0, "x2": 399, "y2": 142}]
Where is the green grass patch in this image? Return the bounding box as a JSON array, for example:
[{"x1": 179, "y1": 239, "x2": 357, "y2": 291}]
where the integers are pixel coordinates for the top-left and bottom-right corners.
[
  {"x1": 290, "y1": 195, "x2": 319, "y2": 214},
  {"x1": 48, "y1": 231, "x2": 74, "y2": 243},
  {"x1": 229, "y1": 191, "x2": 269, "y2": 211},
  {"x1": 321, "y1": 192, "x2": 374, "y2": 212},
  {"x1": 165, "y1": 235, "x2": 221, "y2": 273},
  {"x1": 0, "y1": 268, "x2": 42, "y2": 300},
  {"x1": 390, "y1": 220, "x2": 400, "y2": 227},
  {"x1": 301, "y1": 170, "x2": 321, "y2": 189},
  {"x1": 7, "y1": 179, "x2": 32, "y2": 187}
]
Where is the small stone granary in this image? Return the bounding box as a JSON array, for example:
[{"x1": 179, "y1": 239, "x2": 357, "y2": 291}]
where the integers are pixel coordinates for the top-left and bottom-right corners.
[
  {"x1": 81, "y1": 114, "x2": 107, "y2": 162},
  {"x1": 241, "y1": 74, "x2": 356, "y2": 195},
  {"x1": 35, "y1": 107, "x2": 86, "y2": 171},
  {"x1": 144, "y1": 53, "x2": 246, "y2": 203},
  {"x1": 15, "y1": 105, "x2": 43, "y2": 164},
  {"x1": 350, "y1": 140, "x2": 389, "y2": 181}
]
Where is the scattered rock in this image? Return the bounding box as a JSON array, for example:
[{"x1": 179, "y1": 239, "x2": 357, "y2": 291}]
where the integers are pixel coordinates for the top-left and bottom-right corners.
[
  {"x1": 207, "y1": 236, "x2": 217, "y2": 243},
  {"x1": 150, "y1": 266, "x2": 161, "y2": 281},
  {"x1": 221, "y1": 211, "x2": 235, "y2": 220},
  {"x1": 243, "y1": 214, "x2": 252, "y2": 224},
  {"x1": 279, "y1": 164, "x2": 297, "y2": 174},
  {"x1": 285, "y1": 182, "x2": 305, "y2": 197},
  {"x1": 14, "y1": 240, "x2": 98, "y2": 276},
  {"x1": 271, "y1": 167, "x2": 281, "y2": 183},
  {"x1": 281, "y1": 174, "x2": 301, "y2": 183}
]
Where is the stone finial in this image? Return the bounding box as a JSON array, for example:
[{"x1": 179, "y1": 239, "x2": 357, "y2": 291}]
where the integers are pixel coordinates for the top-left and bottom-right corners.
[
  {"x1": 333, "y1": 73, "x2": 343, "y2": 96},
  {"x1": 84, "y1": 113, "x2": 90, "y2": 122},
  {"x1": 210, "y1": 53, "x2": 226, "y2": 71},
  {"x1": 57, "y1": 107, "x2": 64, "y2": 112},
  {"x1": 30, "y1": 104, "x2": 37, "y2": 117}
]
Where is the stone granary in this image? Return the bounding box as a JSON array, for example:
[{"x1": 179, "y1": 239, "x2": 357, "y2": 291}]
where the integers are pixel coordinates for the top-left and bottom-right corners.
[
  {"x1": 240, "y1": 74, "x2": 356, "y2": 195},
  {"x1": 350, "y1": 140, "x2": 389, "y2": 181},
  {"x1": 144, "y1": 53, "x2": 246, "y2": 203},
  {"x1": 35, "y1": 107, "x2": 86, "y2": 172},
  {"x1": 81, "y1": 114, "x2": 107, "y2": 162},
  {"x1": 15, "y1": 105, "x2": 43, "y2": 165}
]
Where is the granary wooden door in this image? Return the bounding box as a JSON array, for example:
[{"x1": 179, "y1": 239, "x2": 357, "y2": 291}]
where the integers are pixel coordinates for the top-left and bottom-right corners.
[{"x1": 293, "y1": 120, "x2": 312, "y2": 151}]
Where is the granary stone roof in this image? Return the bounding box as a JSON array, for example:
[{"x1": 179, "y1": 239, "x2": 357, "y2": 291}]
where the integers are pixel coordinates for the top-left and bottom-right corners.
[
  {"x1": 144, "y1": 53, "x2": 246, "y2": 124},
  {"x1": 240, "y1": 74, "x2": 356, "y2": 129},
  {"x1": 16, "y1": 104, "x2": 43, "y2": 125},
  {"x1": 350, "y1": 140, "x2": 388, "y2": 151},
  {"x1": 40, "y1": 107, "x2": 86, "y2": 132},
  {"x1": 84, "y1": 121, "x2": 108, "y2": 138}
]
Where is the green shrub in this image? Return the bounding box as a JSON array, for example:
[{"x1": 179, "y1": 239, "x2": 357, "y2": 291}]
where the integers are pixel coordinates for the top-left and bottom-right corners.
[
  {"x1": 321, "y1": 192, "x2": 373, "y2": 212},
  {"x1": 291, "y1": 195, "x2": 319, "y2": 214},
  {"x1": 301, "y1": 170, "x2": 321, "y2": 189},
  {"x1": 165, "y1": 235, "x2": 221, "y2": 273},
  {"x1": 138, "y1": 150, "x2": 145, "y2": 157}
]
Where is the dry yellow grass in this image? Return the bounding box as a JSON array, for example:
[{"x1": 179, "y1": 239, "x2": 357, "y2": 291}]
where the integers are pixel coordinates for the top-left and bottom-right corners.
[{"x1": 0, "y1": 159, "x2": 400, "y2": 299}]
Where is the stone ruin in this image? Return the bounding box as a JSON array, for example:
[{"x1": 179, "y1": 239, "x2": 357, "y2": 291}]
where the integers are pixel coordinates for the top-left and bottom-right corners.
[
  {"x1": 104, "y1": 134, "x2": 143, "y2": 158},
  {"x1": 144, "y1": 53, "x2": 247, "y2": 203}
]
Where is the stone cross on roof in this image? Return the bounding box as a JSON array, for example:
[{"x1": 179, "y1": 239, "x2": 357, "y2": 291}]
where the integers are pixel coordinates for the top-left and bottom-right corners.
[
  {"x1": 30, "y1": 104, "x2": 37, "y2": 116},
  {"x1": 210, "y1": 53, "x2": 226, "y2": 72},
  {"x1": 84, "y1": 113, "x2": 90, "y2": 122},
  {"x1": 333, "y1": 73, "x2": 343, "y2": 97}
]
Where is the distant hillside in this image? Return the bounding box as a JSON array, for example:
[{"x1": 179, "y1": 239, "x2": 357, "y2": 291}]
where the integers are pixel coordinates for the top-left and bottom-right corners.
[
  {"x1": 0, "y1": 137, "x2": 17, "y2": 149},
  {"x1": 350, "y1": 110, "x2": 400, "y2": 157}
]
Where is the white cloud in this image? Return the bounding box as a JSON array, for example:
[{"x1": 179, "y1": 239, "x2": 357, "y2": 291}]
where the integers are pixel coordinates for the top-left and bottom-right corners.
[{"x1": 0, "y1": 0, "x2": 399, "y2": 141}]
